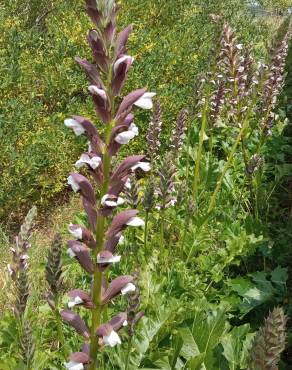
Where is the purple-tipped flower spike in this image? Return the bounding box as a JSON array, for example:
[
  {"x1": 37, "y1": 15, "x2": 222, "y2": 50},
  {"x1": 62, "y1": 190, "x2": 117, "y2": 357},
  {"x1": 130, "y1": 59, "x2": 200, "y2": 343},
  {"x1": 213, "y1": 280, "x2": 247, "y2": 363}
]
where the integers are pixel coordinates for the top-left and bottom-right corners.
[
  {"x1": 61, "y1": 309, "x2": 90, "y2": 339},
  {"x1": 63, "y1": 0, "x2": 155, "y2": 366},
  {"x1": 170, "y1": 108, "x2": 188, "y2": 153},
  {"x1": 67, "y1": 241, "x2": 94, "y2": 274},
  {"x1": 102, "y1": 275, "x2": 135, "y2": 304},
  {"x1": 146, "y1": 100, "x2": 162, "y2": 161}
]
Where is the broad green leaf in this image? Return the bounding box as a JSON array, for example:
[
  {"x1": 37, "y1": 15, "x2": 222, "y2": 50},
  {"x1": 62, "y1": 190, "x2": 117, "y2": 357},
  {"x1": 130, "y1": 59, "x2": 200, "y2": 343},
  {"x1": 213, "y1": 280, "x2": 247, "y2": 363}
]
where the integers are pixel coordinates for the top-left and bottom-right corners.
[{"x1": 179, "y1": 327, "x2": 200, "y2": 360}]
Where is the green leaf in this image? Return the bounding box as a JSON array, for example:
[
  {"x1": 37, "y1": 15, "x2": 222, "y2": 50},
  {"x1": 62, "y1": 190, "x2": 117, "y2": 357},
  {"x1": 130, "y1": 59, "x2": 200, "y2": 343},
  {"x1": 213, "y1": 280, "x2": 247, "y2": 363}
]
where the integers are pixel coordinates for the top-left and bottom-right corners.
[
  {"x1": 221, "y1": 324, "x2": 252, "y2": 369},
  {"x1": 185, "y1": 353, "x2": 206, "y2": 370},
  {"x1": 179, "y1": 327, "x2": 200, "y2": 360}
]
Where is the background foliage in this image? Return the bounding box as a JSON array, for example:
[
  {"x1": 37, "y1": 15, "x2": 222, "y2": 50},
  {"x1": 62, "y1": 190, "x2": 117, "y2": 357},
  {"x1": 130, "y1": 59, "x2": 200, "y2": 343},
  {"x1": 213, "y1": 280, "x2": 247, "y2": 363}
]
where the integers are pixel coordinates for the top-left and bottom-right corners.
[{"x1": 0, "y1": 0, "x2": 279, "y2": 228}]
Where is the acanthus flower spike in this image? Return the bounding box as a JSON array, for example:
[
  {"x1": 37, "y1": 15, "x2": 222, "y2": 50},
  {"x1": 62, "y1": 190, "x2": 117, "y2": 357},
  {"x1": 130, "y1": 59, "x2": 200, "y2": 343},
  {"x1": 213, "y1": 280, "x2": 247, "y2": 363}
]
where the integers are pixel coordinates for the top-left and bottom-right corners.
[{"x1": 62, "y1": 0, "x2": 155, "y2": 367}]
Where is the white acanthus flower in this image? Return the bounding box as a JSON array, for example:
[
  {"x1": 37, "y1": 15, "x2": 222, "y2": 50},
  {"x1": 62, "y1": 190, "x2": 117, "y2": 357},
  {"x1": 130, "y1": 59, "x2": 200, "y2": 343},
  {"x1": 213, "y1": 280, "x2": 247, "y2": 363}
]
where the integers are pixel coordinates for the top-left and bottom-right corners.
[
  {"x1": 126, "y1": 217, "x2": 145, "y2": 227},
  {"x1": 101, "y1": 194, "x2": 125, "y2": 207},
  {"x1": 88, "y1": 85, "x2": 107, "y2": 101},
  {"x1": 121, "y1": 282, "x2": 136, "y2": 295},
  {"x1": 67, "y1": 176, "x2": 80, "y2": 193},
  {"x1": 65, "y1": 361, "x2": 84, "y2": 370},
  {"x1": 115, "y1": 123, "x2": 139, "y2": 145},
  {"x1": 103, "y1": 330, "x2": 121, "y2": 347},
  {"x1": 97, "y1": 254, "x2": 121, "y2": 264},
  {"x1": 64, "y1": 119, "x2": 85, "y2": 136},
  {"x1": 134, "y1": 92, "x2": 156, "y2": 109},
  {"x1": 68, "y1": 296, "x2": 84, "y2": 309},
  {"x1": 113, "y1": 55, "x2": 134, "y2": 74},
  {"x1": 68, "y1": 224, "x2": 83, "y2": 239},
  {"x1": 67, "y1": 248, "x2": 76, "y2": 258},
  {"x1": 75, "y1": 154, "x2": 102, "y2": 170},
  {"x1": 132, "y1": 162, "x2": 151, "y2": 172}
]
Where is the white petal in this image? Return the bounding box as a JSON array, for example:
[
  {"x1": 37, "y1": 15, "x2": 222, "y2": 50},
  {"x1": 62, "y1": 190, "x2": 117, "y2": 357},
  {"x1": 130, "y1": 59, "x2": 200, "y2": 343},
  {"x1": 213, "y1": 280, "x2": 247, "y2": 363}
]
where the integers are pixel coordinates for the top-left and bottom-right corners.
[
  {"x1": 121, "y1": 282, "x2": 136, "y2": 295},
  {"x1": 118, "y1": 235, "x2": 125, "y2": 245},
  {"x1": 116, "y1": 197, "x2": 125, "y2": 206},
  {"x1": 67, "y1": 248, "x2": 76, "y2": 258},
  {"x1": 97, "y1": 254, "x2": 121, "y2": 264},
  {"x1": 123, "y1": 320, "x2": 128, "y2": 327},
  {"x1": 88, "y1": 85, "x2": 107, "y2": 101},
  {"x1": 103, "y1": 330, "x2": 121, "y2": 347},
  {"x1": 75, "y1": 154, "x2": 101, "y2": 170},
  {"x1": 113, "y1": 55, "x2": 134, "y2": 74},
  {"x1": 64, "y1": 119, "x2": 85, "y2": 136},
  {"x1": 69, "y1": 224, "x2": 83, "y2": 239},
  {"x1": 68, "y1": 296, "x2": 84, "y2": 308},
  {"x1": 7, "y1": 264, "x2": 13, "y2": 276},
  {"x1": 134, "y1": 92, "x2": 156, "y2": 109},
  {"x1": 65, "y1": 361, "x2": 84, "y2": 370},
  {"x1": 126, "y1": 217, "x2": 145, "y2": 227},
  {"x1": 115, "y1": 130, "x2": 136, "y2": 145},
  {"x1": 90, "y1": 156, "x2": 102, "y2": 169},
  {"x1": 132, "y1": 162, "x2": 151, "y2": 172},
  {"x1": 68, "y1": 176, "x2": 80, "y2": 193},
  {"x1": 129, "y1": 123, "x2": 139, "y2": 136},
  {"x1": 125, "y1": 178, "x2": 131, "y2": 190}
]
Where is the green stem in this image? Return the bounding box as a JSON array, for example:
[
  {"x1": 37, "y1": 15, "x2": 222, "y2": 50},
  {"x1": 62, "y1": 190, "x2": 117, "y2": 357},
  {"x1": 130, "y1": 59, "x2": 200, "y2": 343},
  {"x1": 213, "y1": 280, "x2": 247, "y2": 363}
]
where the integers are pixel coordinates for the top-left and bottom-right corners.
[
  {"x1": 192, "y1": 102, "x2": 208, "y2": 202},
  {"x1": 160, "y1": 208, "x2": 165, "y2": 250},
  {"x1": 125, "y1": 336, "x2": 133, "y2": 370},
  {"x1": 54, "y1": 295, "x2": 65, "y2": 348},
  {"x1": 207, "y1": 113, "x2": 251, "y2": 216},
  {"x1": 144, "y1": 211, "x2": 149, "y2": 253},
  {"x1": 89, "y1": 120, "x2": 114, "y2": 370}
]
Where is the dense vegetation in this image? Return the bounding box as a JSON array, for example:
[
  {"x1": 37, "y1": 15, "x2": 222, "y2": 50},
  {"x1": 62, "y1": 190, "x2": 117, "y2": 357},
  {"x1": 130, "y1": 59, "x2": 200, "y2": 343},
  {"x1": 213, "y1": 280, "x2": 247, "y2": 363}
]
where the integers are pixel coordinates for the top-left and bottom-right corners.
[
  {"x1": 0, "y1": 0, "x2": 278, "y2": 227},
  {"x1": 1, "y1": 0, "x2": 292, "y2": 369}
]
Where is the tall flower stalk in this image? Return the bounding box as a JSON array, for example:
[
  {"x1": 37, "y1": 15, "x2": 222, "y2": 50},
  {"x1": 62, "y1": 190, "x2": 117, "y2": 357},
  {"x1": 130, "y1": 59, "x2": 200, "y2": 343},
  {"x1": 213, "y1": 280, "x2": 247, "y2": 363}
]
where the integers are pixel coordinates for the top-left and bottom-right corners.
[
  {"x1": 7, "y1": 206, "x2": 37, "y2": 367},
  {"x1": 62, "y1": 1, "x2": 154, "y2": 369}
]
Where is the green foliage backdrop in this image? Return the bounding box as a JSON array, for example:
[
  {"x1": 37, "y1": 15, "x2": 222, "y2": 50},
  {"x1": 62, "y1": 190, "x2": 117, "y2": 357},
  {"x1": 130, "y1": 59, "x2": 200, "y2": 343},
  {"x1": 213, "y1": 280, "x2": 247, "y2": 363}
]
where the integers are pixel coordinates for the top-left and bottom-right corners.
[{"x1": 0, "y1": 0, "x2": 278, "y2": 226}]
